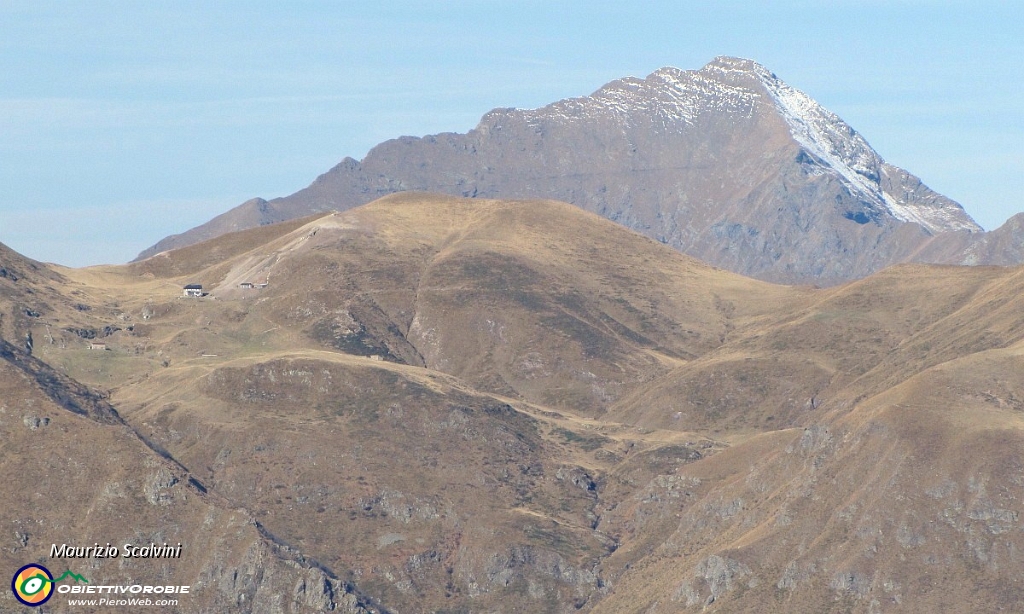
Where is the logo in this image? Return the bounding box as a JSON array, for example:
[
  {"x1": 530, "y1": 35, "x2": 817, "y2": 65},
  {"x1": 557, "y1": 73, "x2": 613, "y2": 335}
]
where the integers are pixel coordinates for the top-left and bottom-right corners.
[
  {"x1": 11, "y1": 565, "x2": 88, "y2": 607},
  {"x1": 11, "y1": 564, "x2": 53, "y2": 607}
]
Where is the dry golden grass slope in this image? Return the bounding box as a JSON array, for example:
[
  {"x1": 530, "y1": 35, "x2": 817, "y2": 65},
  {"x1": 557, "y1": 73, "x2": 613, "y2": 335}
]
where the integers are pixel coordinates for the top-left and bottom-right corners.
[
  {"x1": 0, "y1": 336, "x2": 380, "y2": 613},
  {"x1": 3, "y1": 193, "x2": 1024, "y2": 613}
]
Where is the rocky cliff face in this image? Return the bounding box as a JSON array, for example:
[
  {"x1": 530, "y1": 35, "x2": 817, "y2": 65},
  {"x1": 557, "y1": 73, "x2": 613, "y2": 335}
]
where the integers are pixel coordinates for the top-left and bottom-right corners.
[{"x1": 137, "y1": 57, "x2": 1018, "y2": 285}]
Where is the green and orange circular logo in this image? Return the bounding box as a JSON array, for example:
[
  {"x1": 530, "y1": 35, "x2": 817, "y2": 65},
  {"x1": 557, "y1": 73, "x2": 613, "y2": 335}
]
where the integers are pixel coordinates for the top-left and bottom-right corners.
[{"x1": 11, "y1": 564, "x2": 53, "y2": 607}]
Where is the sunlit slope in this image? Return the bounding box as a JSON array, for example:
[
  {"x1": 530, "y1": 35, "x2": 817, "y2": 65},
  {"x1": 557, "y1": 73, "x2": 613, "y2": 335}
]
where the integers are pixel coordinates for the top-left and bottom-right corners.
[
  {"x1": 591, "y1": 266, "x2": 1024, "y2": 612},
  {"x1": 0, "y1": 341, "x2": 377, "y2": 613},
  {"x1": 590, "y1": 343, "x2": 1024, "y2": 613},
  {"x1": 54, "y1": 193, "x2": 796, "y2": 612},
  {"x1": 94, "y1": 193, "x2": 797, "y2": 416},
  {"x1": 610, "y1": 263, "x2": 1024, "y2": 433},
  {"x1": 28, "y1": 193, "x2": 1024, "y2": 612}
]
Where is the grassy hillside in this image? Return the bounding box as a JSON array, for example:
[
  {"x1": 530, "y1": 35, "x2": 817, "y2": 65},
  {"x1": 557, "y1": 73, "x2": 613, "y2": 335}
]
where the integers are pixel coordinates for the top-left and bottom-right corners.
[{"x1": 4, "y1": 193, "x2": 1024, "y2": 612}]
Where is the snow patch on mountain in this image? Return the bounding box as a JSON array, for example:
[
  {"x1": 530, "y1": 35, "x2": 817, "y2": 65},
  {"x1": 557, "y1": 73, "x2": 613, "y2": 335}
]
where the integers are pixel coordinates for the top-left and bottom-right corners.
[{"x1": 707, "y1": 57, "x2": 979, "y2": 233}]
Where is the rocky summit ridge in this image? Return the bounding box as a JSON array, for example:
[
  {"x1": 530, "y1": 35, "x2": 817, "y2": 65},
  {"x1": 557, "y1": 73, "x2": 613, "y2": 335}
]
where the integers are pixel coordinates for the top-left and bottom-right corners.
[
  {"x1": 137, "y1": 57, "x2": 1017, "y2": 285},
  {"x1": 513, "y1": 56, "x2": 980, "y2": 234}
]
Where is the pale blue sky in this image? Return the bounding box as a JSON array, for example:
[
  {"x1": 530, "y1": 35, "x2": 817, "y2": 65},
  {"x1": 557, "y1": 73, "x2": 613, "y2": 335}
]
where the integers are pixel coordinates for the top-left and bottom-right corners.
[{"x1": 1, "y1": 1, "x2": 1021, "y2": 266}]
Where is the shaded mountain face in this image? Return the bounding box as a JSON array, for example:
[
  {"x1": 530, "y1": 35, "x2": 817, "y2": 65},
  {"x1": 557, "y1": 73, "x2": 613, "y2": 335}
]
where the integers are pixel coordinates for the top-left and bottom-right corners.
[
  {"x1": 15, "y1": 194, "x2": 1024, "y2": 612},
  {"x1": 137, "y1": 57, "x2": 1019, "y2": 285}
]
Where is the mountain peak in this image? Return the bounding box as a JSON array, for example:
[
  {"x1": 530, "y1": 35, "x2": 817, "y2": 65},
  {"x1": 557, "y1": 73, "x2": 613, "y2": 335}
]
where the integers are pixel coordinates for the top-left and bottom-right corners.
[
  {"x1": 704, "y1": 55, "x2": 769, "y2": 73},
  {"x1": 138, "y1": 57, "x2": 995, "y2": 283},
  {"x1": 519, "y1": 60, "x2": 980, "y2": 235},
  {"x1": 696, "y1": 57, "x2": 982, "y2": 234}
]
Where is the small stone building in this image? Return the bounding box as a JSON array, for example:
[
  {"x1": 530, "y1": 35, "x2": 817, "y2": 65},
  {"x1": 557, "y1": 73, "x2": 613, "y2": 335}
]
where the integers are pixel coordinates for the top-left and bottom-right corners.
[{"x1": 183, "y1": 284, "x2": 203, "y2": 297}]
